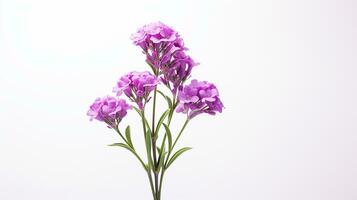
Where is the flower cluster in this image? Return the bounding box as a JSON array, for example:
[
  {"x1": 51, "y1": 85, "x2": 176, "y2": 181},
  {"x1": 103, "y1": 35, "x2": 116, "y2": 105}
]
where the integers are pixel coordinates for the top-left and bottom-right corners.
[
  {"x1": 131, "y1": 21, "x2": 198, "y2": 95},
  {"x1": 88, "y1": 22, "x2": 223, "y2": 127},
  {"x1": 113, "y1": 71, "x2": 159, "y2": 109},
  {"x1": 176, "y1": 80, "x2": 224, "y2": 119},
  {"x1": 87, "y1": 96, "x2": 131, "y2": 128},
  {"x1": 160, "y1": 51, "x2": 197, "y2": 95}
]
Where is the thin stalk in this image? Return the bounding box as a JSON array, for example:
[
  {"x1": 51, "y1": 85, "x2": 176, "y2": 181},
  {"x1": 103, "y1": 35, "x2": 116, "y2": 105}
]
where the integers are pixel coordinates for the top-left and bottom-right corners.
[
  {"x1": 168, "y1": 94, "x2": 177, "y2": 126},
  {"x1": 140, "y1": 110, "x2": 156, "y2": 200},
  {"x1": 147, "y1": 172, "x2": 157, "y2": 200},
  {"x1": 151, "y1": 87, "x2": 160, "y2": 199}
]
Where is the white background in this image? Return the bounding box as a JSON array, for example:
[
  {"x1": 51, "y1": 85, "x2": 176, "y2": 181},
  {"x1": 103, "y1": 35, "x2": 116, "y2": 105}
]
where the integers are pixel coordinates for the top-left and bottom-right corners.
[{"x1": 0, "y1": 0, "x2": 356, "y2": 199}]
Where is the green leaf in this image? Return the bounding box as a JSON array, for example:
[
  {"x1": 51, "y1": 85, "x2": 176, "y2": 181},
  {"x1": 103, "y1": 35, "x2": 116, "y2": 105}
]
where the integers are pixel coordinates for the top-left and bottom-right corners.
[
  {"x1": 166, "y1": 147, "x2": 192, "y2": 169},
  {"x1": 133, "y1": 106, "x2": 141, "y2": 114},
  {"x1": 157, "y1": 147, "x2": 162, "y2": 155},
  {"x1": 157, "y1": 147, "x2": 167, "y2": 173},
  {"x1": 133, "y1": 107, "x2": 152, "y2": 134},
  {"x1": 145, "y1": 130, "x2": 152, "y2": 154},
  {"x1": 125, "y1": 125, "x2": 134, "y2": 149},
  {"x1": 155, "y1": 109, "x2": 170, "y2": 139},
  {"x1": 157, "y1": 90, "x2": 173, "y2": 109},
  {"x1": 108, "y1": 142, "x2": 128, "y2": 148},
  {"x1": 163, "y1": 123, "x2": 173, "y2": 151},
  {"x1": 145, "y1": 130, "x2": 154, "y2": 169},
  {"x1": 159, "y1": 134, "x2": 167, "y2": 161},
  {"x1": 109, "y1": 143, "x2": 147, "y2": 170},
  {"x1": 108, "y1": 143, "x2": 136, "y2": 158}
]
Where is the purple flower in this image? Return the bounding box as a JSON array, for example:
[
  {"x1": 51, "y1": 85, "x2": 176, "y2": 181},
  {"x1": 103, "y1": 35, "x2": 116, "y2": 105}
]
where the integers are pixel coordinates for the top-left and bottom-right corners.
[
  {"x1": 160, "y1": 50, "x2": 198, "y2": 95},
  {"x1": 131, "y1": 22, "x2": 185, "y2": 70},
  {"x1": 131, "y1": 22, "x2": 198, "y2": 96},
  {"x1": 87, "y1": 96, "x2": 131, "y2": 128},
  {"x1": 113, "y1": 71, "x2": 159, "y2": 109},
  {"x1": 176, "y1": 79, "x2": 224, "y2": 119}
]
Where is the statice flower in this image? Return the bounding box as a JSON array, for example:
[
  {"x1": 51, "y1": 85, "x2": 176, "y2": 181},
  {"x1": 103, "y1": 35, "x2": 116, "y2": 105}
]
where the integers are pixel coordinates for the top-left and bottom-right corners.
[
  {"x1": 176, "y1": 79, "x2": 224, "y2": 119},
  {"x1": 160, "y1": 50, "x2": 198, "y2": 95},
  {"x1": 87, "y1": 96, "x2": 131, "y2": 128},
  {"x1": 131, "y1": 21, "x2": 198, "y2": 95},
  {"x1": 131, "y1": 21, "x2": 185, "y2": 70},
  {"x1": 113, "y1": 71, "x2": 159, "y2": 109}
]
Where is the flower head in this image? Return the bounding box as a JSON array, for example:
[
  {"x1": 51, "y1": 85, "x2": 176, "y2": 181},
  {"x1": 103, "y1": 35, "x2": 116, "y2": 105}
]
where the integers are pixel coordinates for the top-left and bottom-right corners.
[
  {"x1": 131, "y1": 22, "x2": 198, "y2": 96},
  {"x1": 131, "y1": 22, "x2": 185, "y2": 70},
  {"x1": 176, "y1": 79, "x2": 224, "y2": 119},
  {"x1": 160, "y1": 50, "x2": 198, "y2": 95},
  {"x1": 113, "y1": 71, "x2": 159, "y2": 109},
  {"x1": 87, "y1": 96, "x2": 131, "y2": 128}
]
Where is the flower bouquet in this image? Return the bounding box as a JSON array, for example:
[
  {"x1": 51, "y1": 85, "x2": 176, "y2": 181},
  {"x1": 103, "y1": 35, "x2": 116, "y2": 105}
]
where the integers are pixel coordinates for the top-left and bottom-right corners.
[{"x1": 87, "y1": 22, "x2": 223, "y2": 200}]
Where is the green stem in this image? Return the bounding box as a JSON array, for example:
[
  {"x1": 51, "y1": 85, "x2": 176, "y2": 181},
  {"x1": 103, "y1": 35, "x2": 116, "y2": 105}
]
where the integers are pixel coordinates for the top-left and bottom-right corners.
[
  {"x1": 147, "y1": 171, "x2": 157, "y2": 200},
  {"x1": 151, "y1": 87, "x2": 160, "y2": 199},
  {"x1": 140, "y1": 110, "x2": 157, "y2": 200}
]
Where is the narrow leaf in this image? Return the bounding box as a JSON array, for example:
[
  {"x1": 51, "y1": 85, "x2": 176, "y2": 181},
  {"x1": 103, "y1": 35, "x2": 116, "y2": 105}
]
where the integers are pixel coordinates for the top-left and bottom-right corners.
[
  {"x1": 155, "y1": 109, "x2": 170, "y2": 138},
  {"x1": 108, "y1": 143, "x2": 136, "y2": 158},
  {"x1": 133, "y1": 107, "x2": 152, "y2": 134},
  {"x1": 125, "y1": 125, "x2": 134, "y2": 149},
  {"x1": 166, "y1": 147, "x2": 192, "y2": 168},
  {"x1": 109, "y1": 143, "x2": 147, "y2": 170},
  {"x1": 108, "y1": 142, "x2": 129, "y2": 148},
  {"x1": 145, "y1": 130, "x2": 154, "y2": 168},
  {"x1": 145, "y1": 130, "x2": 152, "y2": 154},
  {"x1": 163, "y1": 123, "x2": 173, "y2": 151},
  {"x1": 133, "y1": 106, "x2": 141, "y2": 114},
  {"x1": 157, "y1": 149, "x2": 167, "y2": 173},
  {"x1": 157, "y1": 147, "x2": 162, "y2": 155}
]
